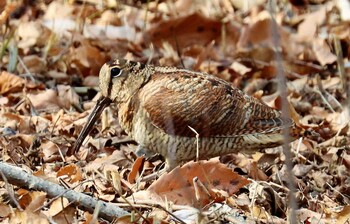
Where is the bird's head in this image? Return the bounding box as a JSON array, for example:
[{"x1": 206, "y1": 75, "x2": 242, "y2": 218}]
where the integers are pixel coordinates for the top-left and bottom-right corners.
[
  {"x1": 68, "y1": 59, "x2": 151, "y2": 155},
  {"x1": 99, "y1": 59, "x2": 150, "y2": 103}
]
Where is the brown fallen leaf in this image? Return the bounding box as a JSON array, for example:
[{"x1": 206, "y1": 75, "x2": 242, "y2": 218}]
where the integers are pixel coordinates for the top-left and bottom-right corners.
[
  {"x1": 0, "y1": 2, "x2": 20, "y2": 25},
  {"x1": 312, "y1": 39, "x2": 337, "y2": 66},
  {"x1": 17, "y1": 21, "x2": 51, "y2": 49},
  {"x1": 10, "y1": 210, "x2": 49, "y2": 224},
  {"x1": 297, "y1": 6, "x2": 326, "y2": 42},
  {"x1": 334, "y1": 205, "x2": 350, "y2": 224},
  {"x1": 56, "y1": 164, "x2": 83, "y2": 183},
  {"x1": 132, "y1": 159, "x2": 250, "y2": 207},
  {"x1": 17, "y1": 190, "x2": 46, "y2": 212},
  {"x1": 68, "y1": 40, "x2": 108, "y2": 77},
  {"x1": 17, "y1": 55, "x2": 47, "y2": 74},
  {"x1": 85, "y1": 149, "x2": 130, "y2": 173},
  {"x1": 128, "y1": 156, "x2": 144, "y2": 184},
  {"x1": 0, "y1": 203, "x2": 11, "y2": 218},
  {"x1": 0, "y1": 71, "x2": 25, "y2": 95},
  {"x1": 295, "y1": 208, "x2": 327, "y2": 224},
  {"x1": 46, "y1": 197, "x2": 69, "y2": 217},
  {"x1": 27, "y1": 89, "x2": 63, "y2": 112},
  {"x1": 143, "y1": 12, "x2": 239, "y2": 50}
]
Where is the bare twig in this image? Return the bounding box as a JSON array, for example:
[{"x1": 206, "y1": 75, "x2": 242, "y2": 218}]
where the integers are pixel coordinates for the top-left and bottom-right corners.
[
  {"x1": 0, "y1": 162, "x2": 129, "y2": 221},
  {"x1": 268, "y1": 1, "x2": 297, "y2": 223},
  {"x1": 0, "y1": 170, "x2": 23, "y2": 211},
  {"x1": 188, "y1": 126, "x2": 200, "y2": 162}
]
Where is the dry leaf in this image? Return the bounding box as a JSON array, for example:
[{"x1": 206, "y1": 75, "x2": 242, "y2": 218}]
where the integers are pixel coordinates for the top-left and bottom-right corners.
[
  {"x1": 143, "y1": 12, "x2": 239, "y2": 50},
  {"x1": 0, "y1": 203, "x2": 12, "y2": 218},
  {"x1": 27, "y1": 89, "x2": 63, "y2": 112},
  {"x1": 297, "y1": 6, "x2": 326, "y2": 41},
  {"x1": 17, "y1": 21, "x2": 51, "y2": 49},
  {"x1": 10, "y1": 210, "x2": 49, "y2": 224},
  {"x1": 69, "y1": 42, "x2": 108, "y2": 77},
  {"x1": 230, "y1": 61, "x2": 252, "y2": 75},
  {"x1": 57, "y1": 85, "x2": 80, "y2": 109},
  {"x1": 132, "y1": 159, "x2": 250, "y2": 207},
  {"x1": 17, "y1": 55, "x2": 47, "y2": 74},
  {"x1": 0, "y1": 2, "x2": 20, "y2": 25},
  {"x1": 47, "y1": 197, "x2": 69, "y2": 217},
  {"x1": 18, "y1": 191, "x2": 47, "y2": 212},
  {"x1": 56, "y1": 164, "x2": 83, "y2": 183},
  {"x1": 85, "y1": 150, "x2": 130, "y2": 172},
  {"x1": 0, "y1": 71, "x2": 25, "y2": 94},
  {"x1": 312, "y1": 39, "x2": 337, "y2": 66},
  {"x1": 128, "y1": 156, "x2": 144, "y2": 184}
]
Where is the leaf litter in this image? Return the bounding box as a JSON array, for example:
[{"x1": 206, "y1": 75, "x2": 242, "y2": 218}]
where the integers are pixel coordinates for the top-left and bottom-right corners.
[{"x1": 0, "y1": 0, "x2": 349, "y2": 223}]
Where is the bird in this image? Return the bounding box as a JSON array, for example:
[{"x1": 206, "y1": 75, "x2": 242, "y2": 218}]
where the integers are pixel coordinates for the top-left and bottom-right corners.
[{"x1": 69, "y1": 59, "x2": 300, "y2": 171}]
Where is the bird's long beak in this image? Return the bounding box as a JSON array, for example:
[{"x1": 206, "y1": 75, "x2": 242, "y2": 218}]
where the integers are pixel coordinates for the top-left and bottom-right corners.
[{"x1": 67, "y1": 96, "x2": 112, "y2": 156}]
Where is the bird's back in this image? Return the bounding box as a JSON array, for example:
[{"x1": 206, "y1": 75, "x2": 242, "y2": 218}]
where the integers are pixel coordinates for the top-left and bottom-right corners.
[{"x1": 116, "y1": 64, "x2": 297, "y2": 169}]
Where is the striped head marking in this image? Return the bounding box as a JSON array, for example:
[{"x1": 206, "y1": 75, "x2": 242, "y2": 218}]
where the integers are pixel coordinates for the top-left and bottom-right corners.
[
  {"x1": 70, "y1": 59, "x2": 150, "y2": 155},
  {"x1": 99, "y1": 59, "x2": 149, "y2": 103}
]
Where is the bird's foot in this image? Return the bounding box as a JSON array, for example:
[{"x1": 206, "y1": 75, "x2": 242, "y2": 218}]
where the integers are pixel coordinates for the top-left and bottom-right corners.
[{"x1": 135, "y1": 145, "x2": 155, "y2": 158}]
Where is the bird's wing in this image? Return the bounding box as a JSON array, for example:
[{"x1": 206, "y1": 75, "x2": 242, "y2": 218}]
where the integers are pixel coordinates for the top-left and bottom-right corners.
[{"x1": 139, "y1": 71, "x2": 294, "y2": 138}]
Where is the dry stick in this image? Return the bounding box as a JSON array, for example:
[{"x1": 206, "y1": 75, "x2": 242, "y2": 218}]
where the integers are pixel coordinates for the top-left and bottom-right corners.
[
  {"x1": 333, "y1": 35, "x2": 347, "y2": 98},
  {"x1": 0, "y1": 162, "x2": 129, "y2": 221},
  {"x1": 268, "y1": 1, "x2": 297, "y2": 223},
  {"x1": 188, "y1": 126, "x2": 200, "y2": 162},
  {"x1": 0, "y1": 170, "x2": 23, "y2": 211}
]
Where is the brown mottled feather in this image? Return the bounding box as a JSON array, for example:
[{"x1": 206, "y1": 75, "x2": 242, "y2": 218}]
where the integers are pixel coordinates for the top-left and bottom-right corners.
[
  {"x1": 139, "y1": 71, "x2": 291, "y2": 137},
  {"x1": 72, "y1": 59, "x2": 299, "y2": 170}
]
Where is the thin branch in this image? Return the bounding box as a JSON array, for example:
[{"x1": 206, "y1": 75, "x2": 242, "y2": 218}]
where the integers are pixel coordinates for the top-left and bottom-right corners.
[
  {"x1": 0, "y1": 170, "x2": 23, "y2": 211},
  {"x1": 0, "y1": 162, "x2": 129, "y2": 222},
  {"x1": 268, "y1": 1, "x2": 297, "y2": 223}
]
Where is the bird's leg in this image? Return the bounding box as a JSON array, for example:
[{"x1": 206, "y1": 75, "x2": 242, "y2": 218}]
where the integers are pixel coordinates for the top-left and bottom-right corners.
[
  {"x1": 135, "y1": 145, "x2": 155, "y2": 158},
  {"x1": 164, "y1": 157, "x2": 180, "y2": 172}
]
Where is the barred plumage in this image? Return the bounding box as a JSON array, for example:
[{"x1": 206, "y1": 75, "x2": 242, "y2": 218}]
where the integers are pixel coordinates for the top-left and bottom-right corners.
[{"x1": 69, "y1": 59, "x2": 298, "y2": 170}]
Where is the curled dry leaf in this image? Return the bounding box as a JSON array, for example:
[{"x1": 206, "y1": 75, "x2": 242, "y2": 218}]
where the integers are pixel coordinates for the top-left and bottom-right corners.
[
  {"x1": 69, "y1": 42, "x2": 108, "y2": 77},
  {"x1": 128, "y1": 156, "x2": 145, "y2": 184},
  {"x1": 56, "y1": 164, "x2": 83, "y2": 183},
  {"x1": 312, "y1": 39, "x2": 337, "y2": 66},
  {"x1": 17, "y1": 21, "x2": 51, "y2": 49},
  {"x1": 27, "y1": 86, "x2": 79, "y2": 112},
  {"x1": 333, "y1": 205, "x2": 350, "y2": 223},
  {"x1": 336, "y1": 0, "x2": 350, "y2": 21},
  {"x1": 27, "y1": 89, "x2": 64, "y2": 112},
  {"x1": 237, "y1": 11, "x2": 290, "y2": 52},
  {"x1": 44, "y1": 1, "x2": 74, "y2": 20},
  {"x1": 17, "y1": 55, "x2": 47, "y2": 74},
  {"x1": 85, "y1": 150, "x2": 130, "y2": 173},
  {"x1": 297, "y1": 6, "x2": 326, "y2": 42},
  {"x1": 295, "y1": 208, "x2": 327, "y2": 224},
  {"x1": 230, "y1": 61, "x2": 252, "y2": 75},
  {"x1": 41, "y1": 140, "x2": 61, "y2": 159},
  {"x1": 57, "y1": 85, "x2": 80, "y2": 109},
  {"x1": 0, "y1": 71, "x2": 25, "y2": 95},
  {"x1": 17, "y1": 191, "x2": 47, "y2": 212},
  {"x1": 132, "y1": 159, "x2": 250, "y2": 207},
  {"x1": 96, "y1": 10, "x2": 122, "y2": 26}
]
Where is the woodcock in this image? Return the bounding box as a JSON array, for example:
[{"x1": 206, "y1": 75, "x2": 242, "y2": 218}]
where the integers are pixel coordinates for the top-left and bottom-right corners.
[{"x1": 69, "y1": 59, "x2": 299, "y2": 171}]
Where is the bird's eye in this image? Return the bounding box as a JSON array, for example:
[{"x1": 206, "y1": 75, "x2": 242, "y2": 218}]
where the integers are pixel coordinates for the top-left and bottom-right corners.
[{"x1": 111, "y1": 67, "x2": 122, "y2": 78}]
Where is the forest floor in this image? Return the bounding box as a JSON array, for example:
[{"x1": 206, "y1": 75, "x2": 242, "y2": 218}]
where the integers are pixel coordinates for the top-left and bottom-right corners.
[{"x1": 0, "y1": 0, "x2": 349, "y2": 223}]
